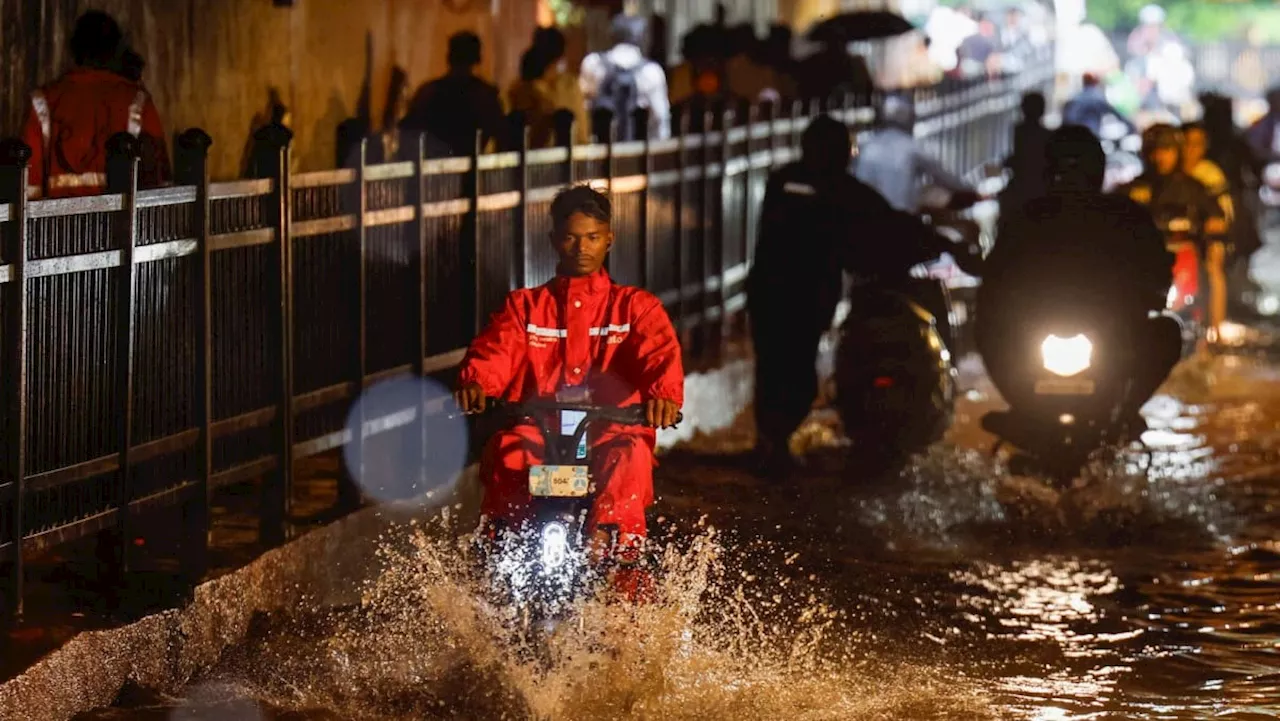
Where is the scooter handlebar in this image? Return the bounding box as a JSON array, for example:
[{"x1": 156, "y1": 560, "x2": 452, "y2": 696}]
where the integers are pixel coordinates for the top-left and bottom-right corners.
[{"x1": 451, "y1": 398, "x2": 682, "y2": 427}]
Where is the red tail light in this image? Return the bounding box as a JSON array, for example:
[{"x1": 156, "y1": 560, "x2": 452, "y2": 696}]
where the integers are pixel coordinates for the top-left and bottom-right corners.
[{"x1": 873, "y1": 376, "x2": 895, "y2": 388}]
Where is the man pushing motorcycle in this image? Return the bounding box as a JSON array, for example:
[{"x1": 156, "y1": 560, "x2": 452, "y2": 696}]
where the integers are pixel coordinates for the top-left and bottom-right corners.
[{"x1": 454, "y1": 185, "x2": 683, "y2": 596}]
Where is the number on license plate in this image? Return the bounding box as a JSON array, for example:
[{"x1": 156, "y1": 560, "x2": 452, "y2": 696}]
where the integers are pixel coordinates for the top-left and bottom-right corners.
[
  {"x1": 1034, "y1": 378, "x2": 1096, "y2": 396},
  {"x1": 528, "y1": 465, "x2": 590, "y2": 497}
]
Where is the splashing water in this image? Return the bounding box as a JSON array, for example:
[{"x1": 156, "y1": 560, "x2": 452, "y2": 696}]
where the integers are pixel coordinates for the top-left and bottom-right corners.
[{"x1": 197, "y1": 516, "x2": 995, "y2": 720}]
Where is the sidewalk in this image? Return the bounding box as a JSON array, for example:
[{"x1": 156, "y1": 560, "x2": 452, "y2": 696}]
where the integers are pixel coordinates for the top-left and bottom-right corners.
[{"x1": 0, "y1": 453, "x2": 347, "y2": 683}]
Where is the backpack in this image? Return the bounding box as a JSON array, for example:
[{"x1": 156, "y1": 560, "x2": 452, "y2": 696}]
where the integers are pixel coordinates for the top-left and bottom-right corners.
[{"x1": 593, "y1": 59, "x2": 642, "y2": 141}]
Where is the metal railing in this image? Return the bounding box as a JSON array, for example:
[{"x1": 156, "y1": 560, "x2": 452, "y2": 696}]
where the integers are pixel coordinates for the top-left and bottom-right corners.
[{"x1": 0, "y1": 62, "x2": 1052, "y2": 621}]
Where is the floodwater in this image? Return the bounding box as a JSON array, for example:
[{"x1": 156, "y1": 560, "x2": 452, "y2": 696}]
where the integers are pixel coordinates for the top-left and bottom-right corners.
[
  {"x1": 77, "y1": 324, "x2": 1280, "y2": 719},
  {"x1": 77, "y1": 327, "x2": 1280, "y2": 720}
]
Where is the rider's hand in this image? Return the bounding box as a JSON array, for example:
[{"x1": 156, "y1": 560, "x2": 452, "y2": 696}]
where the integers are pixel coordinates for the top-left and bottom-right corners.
[
  {"x1": 454, "y1": 382, "x2": 487, "y2": 414},
  {"x1": 645, "y1": 398, "x2": 681, "y2": 429}
]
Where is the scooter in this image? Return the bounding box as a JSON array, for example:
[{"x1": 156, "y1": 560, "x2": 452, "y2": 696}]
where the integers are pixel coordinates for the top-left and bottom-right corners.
[
  {"x1": 463, "y1": 399, "x2": 679, "y2": 634},
  {"x1": 830, "y1": 189, "x2": 979, "y2": 470},
  {"x1": 1162, "y1": 216, "x2": 1202, "y2": 350},
  {"x1": 979, "y1": 295, "x2": 1154, "y2": 486}
]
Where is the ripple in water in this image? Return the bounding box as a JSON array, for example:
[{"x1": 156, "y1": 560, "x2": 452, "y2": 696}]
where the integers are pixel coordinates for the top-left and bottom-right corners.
[{"x1": 197, "y1": 518, "x2": 995, "y2": 720}]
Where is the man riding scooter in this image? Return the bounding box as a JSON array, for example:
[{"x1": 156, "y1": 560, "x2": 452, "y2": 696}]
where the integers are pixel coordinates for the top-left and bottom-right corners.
[
  {"x1": 1119, "y1": 123, "x2": 1228, "y2": 348},
  {"x1": 979, "y1": 125, "x2": 1180, "y2": 446},
  {"x1": 454, "y1": 185, "x2": 683, "y2": 597}
]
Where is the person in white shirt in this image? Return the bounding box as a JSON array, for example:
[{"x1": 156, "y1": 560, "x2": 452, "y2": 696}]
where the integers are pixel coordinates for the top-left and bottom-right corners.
[{"x1": 579, "y1": 14, "x2": 671, "y2": 141}]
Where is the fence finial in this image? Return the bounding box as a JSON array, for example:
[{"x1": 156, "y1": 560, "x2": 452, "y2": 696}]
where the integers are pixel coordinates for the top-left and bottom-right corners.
[{"x1": 0, "y1": 138, "x2": 32, "y2": 167}]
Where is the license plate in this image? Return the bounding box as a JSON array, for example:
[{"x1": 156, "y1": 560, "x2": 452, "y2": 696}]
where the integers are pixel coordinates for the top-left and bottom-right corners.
[
  {"x1": 529, "y1": 465, "x2": 590, "y2": 497},
  {"x1": 1034, "y1": 378, "x2": 1096, "y2": 396}
]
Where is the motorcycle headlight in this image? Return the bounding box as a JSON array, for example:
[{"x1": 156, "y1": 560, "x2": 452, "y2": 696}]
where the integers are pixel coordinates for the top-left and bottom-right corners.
[
  {"x1": 1166, "y1": 284, "x2": 1178, "y2": 309},
  {"x1": 1041, "y1": 334, "x2": 1092, "y2": 377},
  {"x1": 540, "y1": 522, "x2": 568, "y2": 569}
]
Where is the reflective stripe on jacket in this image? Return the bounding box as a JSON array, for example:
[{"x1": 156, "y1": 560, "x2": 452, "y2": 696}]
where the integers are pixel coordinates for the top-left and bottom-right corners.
[
  {"x1": 458, "y1": 269, "x2": 684, "y2": 409},
  {"x1": 21, "y1": 67, "x2": 170, "y2": 199}
]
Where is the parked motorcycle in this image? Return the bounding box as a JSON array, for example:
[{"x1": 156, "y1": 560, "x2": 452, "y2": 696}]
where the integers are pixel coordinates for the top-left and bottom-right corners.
[{"x1": 462, "y1": 399, "x2": 679, "y2": 635}]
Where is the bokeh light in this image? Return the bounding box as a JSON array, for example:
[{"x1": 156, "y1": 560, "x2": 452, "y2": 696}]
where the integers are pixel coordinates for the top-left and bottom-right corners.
[{"x1": 342, "y1": 374, "x2": 469, "y2": 504}]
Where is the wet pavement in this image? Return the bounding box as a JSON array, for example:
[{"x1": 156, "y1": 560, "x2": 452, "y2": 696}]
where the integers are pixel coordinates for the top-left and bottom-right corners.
[{"x1": 58, "y1": 242, "x2": 1280, "y2": 719}]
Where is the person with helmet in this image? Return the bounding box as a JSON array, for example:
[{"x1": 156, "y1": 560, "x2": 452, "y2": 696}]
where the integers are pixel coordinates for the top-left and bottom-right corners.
[
  {"x1": 854, "y1": 93, "x2": 978, "y2": 214},
  {"x1": 749, "y1": 115, "x2": 981, "y2": 477},
  {"x1": 1120, "y1": 123, "x2": 1227, "y2": 346},
  {"x1": 980, "y1": 125, "x2": 1180, "y2": 430},
  {"x1": 21, "y1": 11, "x2": 170, "y2": 199}
]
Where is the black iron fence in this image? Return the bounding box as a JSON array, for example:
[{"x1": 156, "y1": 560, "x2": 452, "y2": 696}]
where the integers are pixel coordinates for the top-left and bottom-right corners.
[{"x1": 0, "y1": 62, "x2": 1052, "y2": 622}]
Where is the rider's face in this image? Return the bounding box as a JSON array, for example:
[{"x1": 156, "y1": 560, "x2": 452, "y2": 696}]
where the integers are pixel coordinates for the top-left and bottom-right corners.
[
  {"x1": 1183, "y1": 129, "x2": 1207, "y2": 167},
  {"x1": 1150, "y1": 146, "x2": 1179, "y2": 175},
  {"x1": 551, "y1": 212, "x2": 613, "y2": 277}
]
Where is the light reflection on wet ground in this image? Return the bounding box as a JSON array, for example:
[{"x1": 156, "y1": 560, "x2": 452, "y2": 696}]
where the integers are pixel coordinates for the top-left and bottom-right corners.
[{"x1": 75, "y1": 321, "x2": 1280, "y2": 720}]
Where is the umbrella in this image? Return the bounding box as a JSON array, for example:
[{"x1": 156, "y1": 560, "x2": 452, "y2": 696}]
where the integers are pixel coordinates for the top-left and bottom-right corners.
[{"x1": 807, "y1": 11, "x2": 916, "y2": 45}]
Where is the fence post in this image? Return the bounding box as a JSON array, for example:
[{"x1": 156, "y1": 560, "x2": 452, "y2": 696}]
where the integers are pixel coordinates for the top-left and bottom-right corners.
[
  {"x1": 791, "y1": 100, "x2": 804, "y2": 154},
  {"x1": 344, "y1": 137, "x2": 369, "y2": 512},
  {"x1": 605, "y1": 120, "x2": 616, "y2": 276},
  {"x1": 695, "y1": 110, "x2": 716, "y2": 361},
  {"x1": 714, "y1": 108, "x2": 732, "y2": 355},
  {"x1": 516, "y1": 124, "x2": 529, "y2": 290},
  {"x1": 175, "y1": 128, "x2": 213, "y2": 586},
  {"x1": 252, "y1": 121, "x2": 294, "y2": 546},
  {"x1": 0, "y1": 139, "x2": 31, "y2": 623},
  {"x1": 674, "y1": 113, "x2": 689, "y2": 343},
  {"x1": 412, "y1": 132, "x2": 430, "y2": 494},
  {"x1": 467, "y1": 130, "x2": 482, "y2": 337},
  {"x1": 104, "y1": 132, "x2": 141, "y2": 608},
  {"x1": 743, "y1": 104, "x2": 758, "y2": 274},
  {"x1": 639, "y1": 112, "x2": 652, "y2": 292}
]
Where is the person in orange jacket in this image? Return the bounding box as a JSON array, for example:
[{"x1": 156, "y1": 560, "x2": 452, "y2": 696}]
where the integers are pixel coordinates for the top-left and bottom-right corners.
[
  {"x1": 454, "y1": 185, "x2": 684, "y2": 576},
  {"x1": 21, "y1": 11, "x2": 170, "y2": 200}
]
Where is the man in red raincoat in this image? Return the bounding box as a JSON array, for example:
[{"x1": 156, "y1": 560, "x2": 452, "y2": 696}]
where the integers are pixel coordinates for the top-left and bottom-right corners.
[
  {"x1": 454, "y1": 185, "x2": 684, "y2": 570},
  {"x1": 21, "y1": 11, "x2": 170, "y2": 200}
]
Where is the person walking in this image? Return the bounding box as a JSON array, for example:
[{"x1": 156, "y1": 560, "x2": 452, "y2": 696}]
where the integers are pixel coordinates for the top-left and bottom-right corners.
[{"x1": 22, "y1": 11, "x2": 169, "y2": 199}]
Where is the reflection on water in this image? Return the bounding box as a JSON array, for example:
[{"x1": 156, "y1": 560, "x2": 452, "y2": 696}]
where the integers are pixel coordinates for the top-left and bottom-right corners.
[{"x1": 81, "y1": 347, "x2": 1280, "y2": 720}]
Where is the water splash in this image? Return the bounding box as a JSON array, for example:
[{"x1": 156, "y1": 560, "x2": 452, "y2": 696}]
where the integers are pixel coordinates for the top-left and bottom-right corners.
[{"x1": 198, "y1": 517, "x2": 993, "y2": 720}]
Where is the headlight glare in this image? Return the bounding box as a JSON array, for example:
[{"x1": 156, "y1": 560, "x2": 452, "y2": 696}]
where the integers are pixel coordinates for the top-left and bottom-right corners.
[
  {"x1": 1041, "y1": 334, "x2": 1092, "y2": 377},
  {"x1": 540, "y1": 522, "x2": 568, "y2": 568}
]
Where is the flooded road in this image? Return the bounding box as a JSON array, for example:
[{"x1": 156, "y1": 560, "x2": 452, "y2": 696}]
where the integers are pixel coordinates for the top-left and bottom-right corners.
[{"x1": 74, "y1": 325, "x2": 1280, "y2": 721}]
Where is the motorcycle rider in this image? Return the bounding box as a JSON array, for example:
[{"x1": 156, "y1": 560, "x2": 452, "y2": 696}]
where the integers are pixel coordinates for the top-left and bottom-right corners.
[
  {"x1": 454, "y1": 185, "x2": 684, "y2": 590},
  {"x1": 854, "y1": 93, "x2": 978, "y2": 214},
  {"x1": 749, "y1": 115, "x2": 981, "y2": 476},
  {"x1": 980, "y1": 125, "x2": 1180, "y2": 431},
  {"x1": 1061, "y1": 73, "x2": 1137, "y2": 140},
  {"x1": 1120, "y1": 123, "x2": 1228, "y2": 346}
]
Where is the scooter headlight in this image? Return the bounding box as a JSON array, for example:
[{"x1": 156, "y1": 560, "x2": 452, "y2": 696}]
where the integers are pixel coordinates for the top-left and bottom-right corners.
[
  {"x1": 540, "y1": 522, "x2": 568, "y2": 569},
  {"x1": 1166, "y1": 284, "x2": 1178, "y2": 309},
  {"x1": 1041, "y1": 334, "x2": 1092, "y2": 377}
]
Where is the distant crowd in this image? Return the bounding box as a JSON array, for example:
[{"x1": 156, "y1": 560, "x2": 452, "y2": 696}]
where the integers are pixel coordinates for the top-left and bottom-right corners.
[{"x1": 15, "y1": 8, "x2": 1052, "y2": 201}]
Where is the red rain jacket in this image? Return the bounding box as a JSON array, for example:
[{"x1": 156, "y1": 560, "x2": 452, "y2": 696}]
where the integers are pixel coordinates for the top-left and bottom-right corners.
[
  {"x1": 22, "y1": 67, "x2": 170, "y2": 200},
  {"x1": 459, "y1": 269, "x2": 684, "y2": 411}
]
